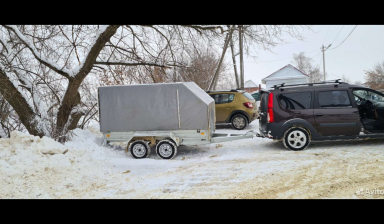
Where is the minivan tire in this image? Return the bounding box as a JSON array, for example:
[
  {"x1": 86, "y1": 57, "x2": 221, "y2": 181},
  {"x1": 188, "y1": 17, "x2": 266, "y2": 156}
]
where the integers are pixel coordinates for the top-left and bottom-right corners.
[
  {"x1": 283, "y1": 127, "x2": 310, "y2": 151},
  {"x1": 231, "y1": 114, "x2": 248, "y2": 130}
]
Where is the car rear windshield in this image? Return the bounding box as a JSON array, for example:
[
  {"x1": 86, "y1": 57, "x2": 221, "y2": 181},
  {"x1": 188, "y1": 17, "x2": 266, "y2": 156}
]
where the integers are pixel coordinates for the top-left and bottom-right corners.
[{"x1": 242, "y1": 92, "x2": 254, "y2": 100}]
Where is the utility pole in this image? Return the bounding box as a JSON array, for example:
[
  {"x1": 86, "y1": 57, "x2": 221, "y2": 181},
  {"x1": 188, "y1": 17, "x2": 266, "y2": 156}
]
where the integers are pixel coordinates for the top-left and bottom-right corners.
[
  {"x1": 239, "y1": 25, "x2": 244, "y2": 90},
  {"x1": 209, "y1": 28, "x2": 234, "y2": 91},
  {"x1": 229, "y1": 26, "x2": 240, "y2": 89},
  {"x1": 321, "y1": 44, "x2": 332, "y2": 81}
]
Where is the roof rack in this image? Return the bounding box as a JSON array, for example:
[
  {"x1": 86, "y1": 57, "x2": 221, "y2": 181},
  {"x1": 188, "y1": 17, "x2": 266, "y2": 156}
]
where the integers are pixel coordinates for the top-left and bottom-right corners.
[
  {"x1": 206, "y1": 89, "x2": 239, "y2": 93},
  {"x1": 273, "y1": 79, "x2": 346, "y2": 90}
]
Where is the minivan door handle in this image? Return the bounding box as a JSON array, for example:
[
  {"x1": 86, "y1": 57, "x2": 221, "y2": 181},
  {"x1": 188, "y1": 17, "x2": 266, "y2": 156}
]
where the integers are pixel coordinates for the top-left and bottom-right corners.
[
  {"x1": 294, "y1": 111, "x2": 301, "y2": 115},
  {"x1": 316, "y1": 113, "x2": 324, "y2": 117}
]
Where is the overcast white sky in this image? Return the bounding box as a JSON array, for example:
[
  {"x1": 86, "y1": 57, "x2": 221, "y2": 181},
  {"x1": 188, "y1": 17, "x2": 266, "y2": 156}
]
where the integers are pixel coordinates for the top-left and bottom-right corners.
[{"x1": 236, "y1": 25, "x2": 384, "y2": 87}]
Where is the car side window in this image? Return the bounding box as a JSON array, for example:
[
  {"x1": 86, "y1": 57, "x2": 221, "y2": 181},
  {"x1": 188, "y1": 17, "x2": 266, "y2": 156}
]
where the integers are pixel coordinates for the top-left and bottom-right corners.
[
  {"x1": 277, "y1": 92, "x2": 312, "y2": 110},
  {"x1": 353, "y1": 89, "x2": 384, "y2": 102},
  {"x1": 318, "y1": 90, "x2": 351, "y2": 107},
  {"x1": 252, "y1": 93, "x2": 260, "y2": 101},
  {"x1": 211, "y1": 94, "x2": 235, "y2": 104},
  {"x1": 228, "y1": 94, "x2": 235, "y2": 102}
]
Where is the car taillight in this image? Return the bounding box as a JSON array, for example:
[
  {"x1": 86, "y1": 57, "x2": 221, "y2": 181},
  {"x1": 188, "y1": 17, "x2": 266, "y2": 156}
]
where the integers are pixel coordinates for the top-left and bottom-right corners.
[
  {"x1": 243, "y1": 102, "x2": 253, "y2": 108},
  {"x1": 267, "y1": 93, "x2": 274, "y2": 123}
]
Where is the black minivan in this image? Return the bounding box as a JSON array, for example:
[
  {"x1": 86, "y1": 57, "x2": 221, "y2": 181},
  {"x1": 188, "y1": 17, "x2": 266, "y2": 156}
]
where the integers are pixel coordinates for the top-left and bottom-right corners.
[{"x1": 257, "y1": 80, "x2": 384, "y2": 150}]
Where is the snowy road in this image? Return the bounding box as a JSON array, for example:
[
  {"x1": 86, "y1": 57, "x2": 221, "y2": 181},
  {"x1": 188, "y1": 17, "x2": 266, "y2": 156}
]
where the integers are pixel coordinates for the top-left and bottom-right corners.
[
  {"x1": 93, "y1": 121, "x2": 384, "y2": 199},
  {"x1": 2, "y1": 120, "x2": 384, "y2": 198}
]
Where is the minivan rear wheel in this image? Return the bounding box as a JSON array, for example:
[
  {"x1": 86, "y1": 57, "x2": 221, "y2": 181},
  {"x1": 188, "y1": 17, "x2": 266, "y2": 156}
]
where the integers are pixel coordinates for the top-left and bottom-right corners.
[
  {"x1": 283, "y1": 127, "x2": 310, "y2": 151},
  {"x1": 231, "y1": 114, "x2": 248, "y2": 130}
]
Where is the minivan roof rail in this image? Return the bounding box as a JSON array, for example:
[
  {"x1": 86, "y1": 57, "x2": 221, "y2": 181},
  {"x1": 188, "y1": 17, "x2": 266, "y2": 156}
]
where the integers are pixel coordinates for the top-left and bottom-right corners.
[{"x1": 273, "y1": 79, "x2": 346, "y2": 90}]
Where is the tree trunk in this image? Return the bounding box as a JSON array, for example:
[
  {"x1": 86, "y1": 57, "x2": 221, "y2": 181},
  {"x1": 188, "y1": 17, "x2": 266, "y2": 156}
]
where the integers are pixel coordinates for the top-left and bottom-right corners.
[
  {"x1": 56, "y1": 25, "x2": 120, "y2": 138},
  {"x1": 0, "y1": 69, "x2": 44, "y2": 137}
]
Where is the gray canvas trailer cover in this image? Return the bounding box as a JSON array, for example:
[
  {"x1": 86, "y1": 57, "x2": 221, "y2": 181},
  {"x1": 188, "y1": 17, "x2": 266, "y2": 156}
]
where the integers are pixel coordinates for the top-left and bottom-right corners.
[{"x1": 98, "y1": 82, "x2": 216, "y2": 138}]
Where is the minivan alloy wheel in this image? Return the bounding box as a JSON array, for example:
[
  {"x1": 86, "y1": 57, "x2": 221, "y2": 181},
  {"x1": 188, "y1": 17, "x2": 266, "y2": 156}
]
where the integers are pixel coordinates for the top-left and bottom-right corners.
[
  {"x1": 283, "y1": 127, "x2": 310, "y2": 151},
  {"x1": 287, "y1": 131, "x2": 307, "y2": 149}
]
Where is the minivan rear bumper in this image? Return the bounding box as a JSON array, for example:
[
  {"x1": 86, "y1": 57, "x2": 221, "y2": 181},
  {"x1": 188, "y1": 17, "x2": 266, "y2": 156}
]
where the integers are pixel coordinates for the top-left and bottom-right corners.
[{"x1": 259, "y1": 122, "x2": 284, "y2": 140}]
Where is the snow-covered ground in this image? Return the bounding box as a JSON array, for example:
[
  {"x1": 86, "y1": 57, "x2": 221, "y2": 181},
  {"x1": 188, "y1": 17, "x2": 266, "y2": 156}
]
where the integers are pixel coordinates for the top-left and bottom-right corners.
[{"x1": 1, "y1": 121, "x2": 384, "y2": 199}]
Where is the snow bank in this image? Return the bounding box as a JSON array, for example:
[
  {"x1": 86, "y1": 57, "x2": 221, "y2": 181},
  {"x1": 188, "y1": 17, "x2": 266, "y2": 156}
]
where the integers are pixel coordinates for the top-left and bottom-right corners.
[{"x1": 0, "y1": 128, "x2": 125, "y2": 199}]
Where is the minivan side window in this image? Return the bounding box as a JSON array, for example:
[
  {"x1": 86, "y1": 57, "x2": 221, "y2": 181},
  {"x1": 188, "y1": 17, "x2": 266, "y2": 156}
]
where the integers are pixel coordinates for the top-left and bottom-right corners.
[
  {"x1": 277, "y1": 92, "x2": 312, "y2": 110},
  {"x1": 318, "y1": 90, "x2": 351, "y2": 107},
  {"x1": 211, "y1": 94, "x2": 235, "y2": 104}
]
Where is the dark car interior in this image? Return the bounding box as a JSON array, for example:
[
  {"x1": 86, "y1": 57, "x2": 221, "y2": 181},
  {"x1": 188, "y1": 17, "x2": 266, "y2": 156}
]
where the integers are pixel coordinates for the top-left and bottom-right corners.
[{"x1": 353, "y1": 89, "x2": 384, "y2": 133}]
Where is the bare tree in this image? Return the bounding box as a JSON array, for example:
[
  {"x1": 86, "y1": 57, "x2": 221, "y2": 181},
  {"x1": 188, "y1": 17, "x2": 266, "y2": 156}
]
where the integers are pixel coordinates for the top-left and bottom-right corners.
[
  {"x1": 364, "y1": 61, "x2": 384, "y2": 90},
  {"x1": 175, "y1": 44, "x2": 232, "y2": 90},
  {"x1": 216, "y1": 72, "x2": 237, "y2": 90},
  {"x1": 0, "y1": 25, "x2": 225, "y2": 141},
  {"x1": 341, "y1": 75, "x2": 351, "y2": 84},
  {"x1": 0, "y1": 25, "x2": 310, "y2": 142},
  {"x1": 291, "y1": 52, "x2": 323, "y2": 82},
  {"x1": 354, "y1": 80, "x2": 363, "y2": 86}
]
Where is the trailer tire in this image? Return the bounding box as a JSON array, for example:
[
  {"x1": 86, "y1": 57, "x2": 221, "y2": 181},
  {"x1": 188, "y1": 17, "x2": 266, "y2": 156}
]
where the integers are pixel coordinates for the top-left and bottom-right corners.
[
  {"x1": 283, "y1": 127, "x2": 310, "y2": 151},
  {"x1": 231, "y1": 114, "x2": 248, "y2": 130},
  {"x1": 156, "y1": 140, "x2": 177, "y2": 160},
  {"x1": 129, "y1": 140, "x2": 151, "y2": 159}
]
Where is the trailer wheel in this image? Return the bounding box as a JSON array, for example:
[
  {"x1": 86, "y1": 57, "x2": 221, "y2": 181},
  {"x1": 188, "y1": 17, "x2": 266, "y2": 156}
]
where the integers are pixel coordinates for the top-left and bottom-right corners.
[
  {"x1": 129, "y1": 140, "x2": 151, "y2": 159},
  {"x1": 156, "y1": 140, "x2": 177, "y2": 160},
  {"x1": 231, "y1": 114, "x2": 248, "y2": 130},
  {"x1": 283, "y1": 127, "x2": 310, "y2": 151}
]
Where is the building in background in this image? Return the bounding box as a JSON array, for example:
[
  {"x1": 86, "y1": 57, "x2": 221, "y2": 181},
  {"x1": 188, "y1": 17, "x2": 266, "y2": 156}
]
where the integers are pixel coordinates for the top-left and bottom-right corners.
[
  {"x1": 262, "y1": 64, "x2": 308, "y2": 89},
  {"x1": 244, "y1": 80, "x2": 260, "y2": 92}
]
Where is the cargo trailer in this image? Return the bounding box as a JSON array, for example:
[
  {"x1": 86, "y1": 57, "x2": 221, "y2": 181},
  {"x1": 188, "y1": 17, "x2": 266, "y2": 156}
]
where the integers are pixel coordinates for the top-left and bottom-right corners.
[{"x1": 99, "y1": 82, "x2": 255, "y2": 159}]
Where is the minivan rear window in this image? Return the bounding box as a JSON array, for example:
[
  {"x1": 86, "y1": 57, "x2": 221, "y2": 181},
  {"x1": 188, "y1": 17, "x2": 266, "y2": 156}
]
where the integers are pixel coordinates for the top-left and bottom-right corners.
[{"x1": 277, "y1": 92, "x2": 312, "y2": 110}]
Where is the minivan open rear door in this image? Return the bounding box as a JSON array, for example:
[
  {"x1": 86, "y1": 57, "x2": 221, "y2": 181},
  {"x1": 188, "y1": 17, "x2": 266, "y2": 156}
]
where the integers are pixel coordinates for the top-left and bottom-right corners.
[{"x1": 259, "y1": 90, "x2": 270, "y2": 136}]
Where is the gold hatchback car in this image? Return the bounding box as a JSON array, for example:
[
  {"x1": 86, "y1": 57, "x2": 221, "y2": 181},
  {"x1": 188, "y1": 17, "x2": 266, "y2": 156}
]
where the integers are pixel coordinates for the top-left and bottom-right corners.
[{"x1": 207, "y1": 90, "x2": 258, "y2": 130}]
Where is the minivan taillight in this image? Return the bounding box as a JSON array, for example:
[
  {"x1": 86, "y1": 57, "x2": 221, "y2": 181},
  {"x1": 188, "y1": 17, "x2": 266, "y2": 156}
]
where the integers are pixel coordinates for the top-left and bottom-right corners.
[
  {"x1": 267, "y1": 93, "x2": 274, "y2": 123},
  {"x1": 243, "y1": 102, "x2": 253, "y2": 109}
]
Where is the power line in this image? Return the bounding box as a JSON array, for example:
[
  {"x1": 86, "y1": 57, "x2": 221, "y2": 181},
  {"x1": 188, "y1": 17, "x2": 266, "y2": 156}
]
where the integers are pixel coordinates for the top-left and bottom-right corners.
[
  {"x1": 322, "y1": 25, "x2": 331, "y2": 44},
  {"x1": 312, "y1": 51, "x2": 322, "y2": 59},
  {"x1": 329, "y1": 25, "x2": 358, "y2": 50},
  {"x1": 330, "y1": 25, "x2": 344, "y2": 45},
  {"x1": 330, "y1": 73, "x2": 342, "y2": 79},
  {"x1": 248, "y1": 49, "x2": 321, "y2": 63}
]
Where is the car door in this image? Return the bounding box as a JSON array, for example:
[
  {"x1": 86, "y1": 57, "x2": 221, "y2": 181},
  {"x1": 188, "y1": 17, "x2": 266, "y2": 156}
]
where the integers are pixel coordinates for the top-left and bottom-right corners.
[
  {"x1": 211, "y1": 93, "x2": 235, "y2": 122},
  {"x1": 314, "y1": 89, "x2": 361, "y2": 136}
]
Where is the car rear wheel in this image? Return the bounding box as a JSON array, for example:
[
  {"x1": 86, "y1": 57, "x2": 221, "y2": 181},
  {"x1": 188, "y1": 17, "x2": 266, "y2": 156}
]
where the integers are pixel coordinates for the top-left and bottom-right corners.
[
  {"x1": 283, "y1": 127, "x2": 310, "y2": 151},
  {"x1": 231, "y1": 114, "x2": 248, "y2": 130}
]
